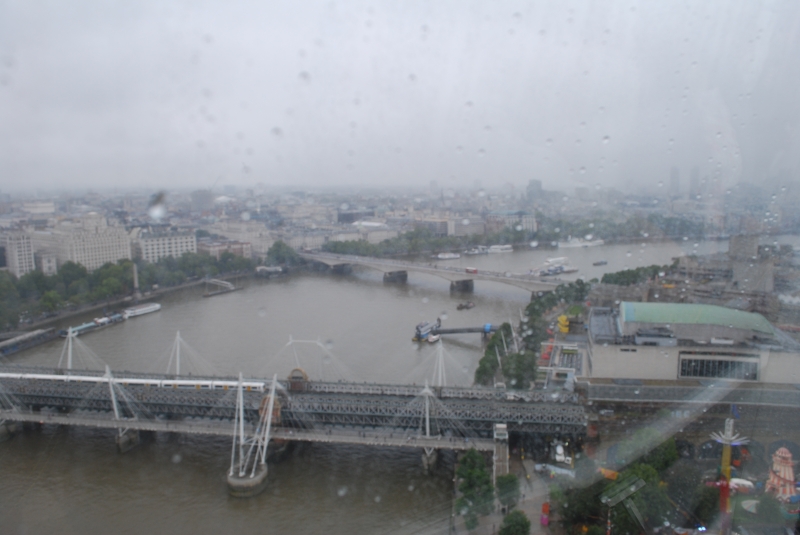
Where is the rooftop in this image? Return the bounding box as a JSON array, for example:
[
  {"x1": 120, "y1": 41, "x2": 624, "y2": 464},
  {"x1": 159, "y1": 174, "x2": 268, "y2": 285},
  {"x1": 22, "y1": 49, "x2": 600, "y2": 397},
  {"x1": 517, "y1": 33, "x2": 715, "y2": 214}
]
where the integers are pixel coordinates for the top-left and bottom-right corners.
[{"x1": 620, "y1": 301, "x2": 775, "y2": 335}]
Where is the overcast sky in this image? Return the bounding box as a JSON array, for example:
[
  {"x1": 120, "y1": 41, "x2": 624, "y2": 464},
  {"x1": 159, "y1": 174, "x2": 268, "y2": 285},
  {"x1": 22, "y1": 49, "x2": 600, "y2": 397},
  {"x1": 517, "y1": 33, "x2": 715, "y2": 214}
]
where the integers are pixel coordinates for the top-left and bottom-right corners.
[{"x1": 1, "y1": 0, "x2": 799, "y2": 194}]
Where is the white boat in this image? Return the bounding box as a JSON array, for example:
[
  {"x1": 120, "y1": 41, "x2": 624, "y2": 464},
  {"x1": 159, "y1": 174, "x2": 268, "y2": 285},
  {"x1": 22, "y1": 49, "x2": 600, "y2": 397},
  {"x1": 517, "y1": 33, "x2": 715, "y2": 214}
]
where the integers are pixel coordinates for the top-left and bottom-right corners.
[
  {"x1": 123, "y1": 303, "x2": 162, "y2": 319},
  {"x1": 557, "y1": 237, "x2": 605, "y2": 248},
  {"x1": 436, "y1": 252, "x2": 461, "y2": 260},
  {"x1": 488, "y1": 244, "x2": 513, "y2": 253},
  {"x1": 464, "y1": 246, "x2": 488, "y2": 255},
  {"x1": 427, "y1": 334, "x2": 441, "y2": 343},
  {"x1": 529, "y1": 241, "x2": 539, "y2": 248},
  {"x1": 545, "y1": 257, "x2": 568, "y2": 265}
]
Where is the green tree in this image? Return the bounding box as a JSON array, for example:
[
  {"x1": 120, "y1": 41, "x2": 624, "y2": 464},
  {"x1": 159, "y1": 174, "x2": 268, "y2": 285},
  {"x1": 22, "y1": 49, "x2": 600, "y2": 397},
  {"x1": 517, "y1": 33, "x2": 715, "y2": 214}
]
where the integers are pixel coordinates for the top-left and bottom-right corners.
[
  {"x1": 0, "y1": 271, "x2": 21, "y2": 329},
  {"x1": 266, "y1": 240, "x2": 303, "y2": 266},
  {"x1": 40, "y1": 290, "x2": 61, "y2": 312},
  {"x1": 499, "y1": 510, "x2": 531, "y2": 535},
  {"x1": 457, "y1": 450, "x2": 495, "y2": 520},
  {"x1": 496, "y1": 474, "x2": 521, "y2": 509},
  {"x1": 616, "y1": 428, "x2": 678, "y2": 473}
]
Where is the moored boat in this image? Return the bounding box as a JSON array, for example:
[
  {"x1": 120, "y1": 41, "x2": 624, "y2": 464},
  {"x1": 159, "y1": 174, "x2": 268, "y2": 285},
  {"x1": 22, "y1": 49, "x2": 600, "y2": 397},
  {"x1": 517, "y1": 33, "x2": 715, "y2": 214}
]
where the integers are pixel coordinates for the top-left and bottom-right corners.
[
  {"x1": 123, "y1": 303, "x2": 162, "y2": 319},
  {"x1": 488, "y1": 244, "x2": 513, "y2": 253},
  {"x1": 436, "y1": 252, "x2": 461, "y2": 260}
]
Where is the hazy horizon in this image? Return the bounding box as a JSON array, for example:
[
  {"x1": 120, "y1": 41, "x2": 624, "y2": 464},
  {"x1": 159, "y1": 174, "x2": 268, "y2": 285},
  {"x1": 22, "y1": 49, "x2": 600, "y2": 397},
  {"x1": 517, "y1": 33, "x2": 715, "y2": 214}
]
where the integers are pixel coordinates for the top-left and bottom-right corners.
[{"x1": 2, "y1": 1, "x2": 799, "y2": 194}]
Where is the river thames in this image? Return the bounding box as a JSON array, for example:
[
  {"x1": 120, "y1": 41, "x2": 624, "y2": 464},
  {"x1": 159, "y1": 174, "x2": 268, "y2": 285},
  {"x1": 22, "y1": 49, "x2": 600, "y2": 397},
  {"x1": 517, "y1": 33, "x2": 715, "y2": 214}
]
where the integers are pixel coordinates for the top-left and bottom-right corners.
[{"x1": 0, "y1": 236, "x2": 769, "y2": 534}]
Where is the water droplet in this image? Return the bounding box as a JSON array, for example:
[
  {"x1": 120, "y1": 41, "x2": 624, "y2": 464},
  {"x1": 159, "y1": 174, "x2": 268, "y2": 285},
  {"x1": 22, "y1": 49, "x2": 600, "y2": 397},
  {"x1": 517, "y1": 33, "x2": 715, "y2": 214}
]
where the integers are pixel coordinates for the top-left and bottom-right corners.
[
  {"x1": 422, "y1": 297, "x2": 429, "y2": 303},
  {"x1": 241, "y1": 211, "x2": 251, "y2": 221},
  {"x1": 545, "y1": 138, "x2": 553, "y2": 146},
  {"x1": 374, "y1": 495, "x2": 382, "y2": 503},
  {"x1": 299, "y1": 71, "x2": 311, "y2": 83},
  {"x1": 683, "y1": 237, "x2": 688, "y2": 241},
  {"x1": 455, "y1": 145, "x2": 463, "y2": 153},
  {"x1": 461, "y1": 219, "x2": 470, "y2": 226},
  {"x1": 594, "y1": 183, "x2": 601, "y2": 190},
  {"x1": 408, "y1": 484, "x2": 415, "y2": 491},
  {"x1": 668, "y1": 138, "x2": 674, "y2": 145},
  {"x1": 515, "y1": 224, "x2": 523, "y2": 231},
  {"x1": 478, "y1": 148, "x2": 486, "y2": 157},
  {"x1": 172, "y1": 454, "x2": 182, "y2": 464},
  {"x1": 148, "y1": 204, "x2": 166, "y2": 221},
  {"x1": 658, "y1": 181, "x2": 663, "y2": 187},
  {"x1": 337, "y1": 486, "x2": 348, "y2": 497},
  {"x1": 575, "y1": 139, "x2": 582, "y2": 145},
  {"x1": 602, "y1": 136, "x2": 610, "y2": 144},
  {"x1": 579, "y1": 167, "x2": 586, "y2": 174},
  {"x1": 408, "y1": 73, "x2": 416, "y2": 82},
  {"x1": 579, "y1": 121, "x2": 586, "y2": 128},
  {"x1": 716, "y1": 131, "x2": 722, "y2": 138},
  {"x1": 257, "y1": 307, "x2": 266, "y2": 318},
  {"x1": 626, "y1": 252, "x2": 632, "y2": 257},
  {"x1": 340, "y1": 203, "x2": 349, "y2": 210},
  {"x1": 465, "y1": 101, "x2": 473, "y2": 107}
]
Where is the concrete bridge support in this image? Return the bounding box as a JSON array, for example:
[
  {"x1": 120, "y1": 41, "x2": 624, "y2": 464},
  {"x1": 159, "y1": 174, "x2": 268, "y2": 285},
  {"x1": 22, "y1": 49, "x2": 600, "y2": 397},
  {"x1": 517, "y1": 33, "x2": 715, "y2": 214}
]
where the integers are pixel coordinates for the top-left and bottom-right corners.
[
  {"x1": 0, "y1": 421, "x2": 21, "y2": 443},
  {"x1": 450, "y1": 279, "x2": 474, "y2": 293},
  {"x1": 228, "y1": 464, "x2": 269, "y2": 497},
  {"x1": 422, "y1": 448, "x2": 438, "y2": 473},
  {"x1": 331, "y1": 264, "x2": 353, "y2": 275},
  {"x1": 383, "y1": 270, "x2": 408, "y2": 284},
  {"x1": 116, "y1": 429, "x2": 140, "y2": 453}
]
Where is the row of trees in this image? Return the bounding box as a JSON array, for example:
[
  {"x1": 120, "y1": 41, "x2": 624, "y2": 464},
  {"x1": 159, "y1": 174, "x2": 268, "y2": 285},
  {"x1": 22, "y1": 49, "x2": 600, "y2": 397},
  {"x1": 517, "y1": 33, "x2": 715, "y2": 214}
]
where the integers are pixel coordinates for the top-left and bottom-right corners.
[
  {"x1": 322, "y1": 227, "x2": 531, "y2": 257},
  {"x1": 520, "y1": 280, "x2": 589, "y2": 353},
  {"x1": 473, "y1": 323, "x2": 538, "y2": 389},
  {"x1": 600, "y1": 264, "x2": 672, "y2": 286},
  {"x1": 456, "y1": 449, "x2": 528, "y2": 533},
  {"x1": 0, "y1": 250, "x2": 262, "y2": 331}
]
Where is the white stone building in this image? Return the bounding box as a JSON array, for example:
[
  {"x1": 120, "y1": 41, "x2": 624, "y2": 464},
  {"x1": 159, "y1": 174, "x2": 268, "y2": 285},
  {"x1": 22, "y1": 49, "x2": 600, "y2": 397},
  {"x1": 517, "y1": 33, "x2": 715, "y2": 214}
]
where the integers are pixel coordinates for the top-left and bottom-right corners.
[
  {"x1": 4, "y1": 232, "x2": 35, "y2": 278},
  {"x1": 29, "y1": 213, "x2": 131, "y2": 272},
  {"x1": 132, "y1": 229, "x2": 197, "y2": 263}
]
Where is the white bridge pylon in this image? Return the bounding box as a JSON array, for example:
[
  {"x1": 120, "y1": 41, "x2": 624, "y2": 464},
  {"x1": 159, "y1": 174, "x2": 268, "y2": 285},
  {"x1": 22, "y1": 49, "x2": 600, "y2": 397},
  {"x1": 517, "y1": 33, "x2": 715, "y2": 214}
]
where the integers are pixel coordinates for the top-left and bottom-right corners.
[{"x1": 230, "y1": 373, "x2": 280, "y2": 479}]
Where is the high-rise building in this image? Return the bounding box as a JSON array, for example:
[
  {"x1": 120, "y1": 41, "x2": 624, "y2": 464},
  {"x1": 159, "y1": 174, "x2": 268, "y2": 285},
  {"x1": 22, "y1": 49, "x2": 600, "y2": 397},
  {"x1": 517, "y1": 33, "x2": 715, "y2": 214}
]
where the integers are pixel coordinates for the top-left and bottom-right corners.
[
  {"x1": 30, "y1": 213, "x2": 131, "y2": 272},
  {"x1": 4, "y1": 232, "x2": 34, "y2": 278}
]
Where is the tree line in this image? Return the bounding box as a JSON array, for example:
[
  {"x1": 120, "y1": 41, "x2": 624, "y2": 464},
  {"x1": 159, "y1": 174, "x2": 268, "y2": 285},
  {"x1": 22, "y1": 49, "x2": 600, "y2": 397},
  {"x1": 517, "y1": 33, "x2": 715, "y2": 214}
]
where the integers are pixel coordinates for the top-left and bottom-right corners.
[{"x1": 0, "y1": 251, "x2": 257, "y2": 331}]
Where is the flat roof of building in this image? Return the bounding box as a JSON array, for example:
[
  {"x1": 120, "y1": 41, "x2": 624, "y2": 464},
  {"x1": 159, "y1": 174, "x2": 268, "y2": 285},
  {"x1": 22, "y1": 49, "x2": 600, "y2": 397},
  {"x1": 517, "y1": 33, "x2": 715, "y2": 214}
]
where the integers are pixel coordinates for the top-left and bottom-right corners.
[{"x1": 620, "y1": 302, "x2": 775, "y2": 335}]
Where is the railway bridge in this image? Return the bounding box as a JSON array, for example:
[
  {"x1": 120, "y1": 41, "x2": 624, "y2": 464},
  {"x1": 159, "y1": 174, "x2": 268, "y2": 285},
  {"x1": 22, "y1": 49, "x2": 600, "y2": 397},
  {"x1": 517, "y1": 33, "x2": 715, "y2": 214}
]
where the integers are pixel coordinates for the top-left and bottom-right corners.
[{"x1": 0, "y1": 364, "x2": 585, "y2": 496}]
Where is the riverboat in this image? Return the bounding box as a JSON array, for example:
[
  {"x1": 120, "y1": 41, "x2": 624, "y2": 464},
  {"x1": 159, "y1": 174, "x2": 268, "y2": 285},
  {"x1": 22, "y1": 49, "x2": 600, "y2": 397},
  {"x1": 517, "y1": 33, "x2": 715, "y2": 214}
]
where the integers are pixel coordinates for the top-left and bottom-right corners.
[
  {"x1": 436, "y1": 252, "x2": 461, "y2": 260},
  {"x1": 592, "y1": 260, "x2": 608, "y2": 266},
  {"x1": 488, "y1": 244, "x2": 513, "y2": 253},
  {"x1": 464, "y1": 246, "x2": 488, "y2": 255},
  {"x1": 457, "y1": 302, "x2": 475, "y2": 310},
  {"x1": 59, "y1": 313, "x2": 125, "y2": 338},
  {"x1": 557, "y1": 237, "x2": 605, "y2": 248},
  {"x1": 123, "y1": 303, "x2": 162, "y2": 319},
  {"x1": 539, "y1": 264, "x2": 579, "y2": 276}
]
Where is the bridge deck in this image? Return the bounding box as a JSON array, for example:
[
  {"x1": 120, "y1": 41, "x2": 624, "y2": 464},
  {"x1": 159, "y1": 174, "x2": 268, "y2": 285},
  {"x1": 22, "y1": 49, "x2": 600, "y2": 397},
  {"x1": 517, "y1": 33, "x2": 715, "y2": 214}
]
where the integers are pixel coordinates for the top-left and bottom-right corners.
[
  {"x1": 0, "y1": 410, "x2": 495, "y2": 451},
  {"x1": 299, "y1": 252, "x2": 561, "y2": 292}
]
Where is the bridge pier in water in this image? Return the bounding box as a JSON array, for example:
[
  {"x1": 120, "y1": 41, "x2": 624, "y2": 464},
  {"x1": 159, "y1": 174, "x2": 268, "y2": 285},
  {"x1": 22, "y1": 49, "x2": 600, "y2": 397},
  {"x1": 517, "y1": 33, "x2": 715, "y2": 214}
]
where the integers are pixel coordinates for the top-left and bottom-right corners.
[
  {"x1": 0, "y1": 421, "x2": 21, "y2": 443},
  {"x1": 115, "y1": 429, "x2": 140, "y2": 453},
  {"x1": 383, "y1": 270, "x2": 408, "y2": 283},
  {"x1": 449, "y1": 279, "x2": 474, "y2": 293}
]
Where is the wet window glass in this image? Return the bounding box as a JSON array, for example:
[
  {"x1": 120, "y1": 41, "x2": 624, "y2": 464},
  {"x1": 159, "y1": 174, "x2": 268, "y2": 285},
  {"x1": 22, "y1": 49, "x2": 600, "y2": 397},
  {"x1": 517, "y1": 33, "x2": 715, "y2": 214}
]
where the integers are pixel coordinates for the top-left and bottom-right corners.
[{"x1": 1, "y1": 1, "x2": 800, "y2": 534}]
